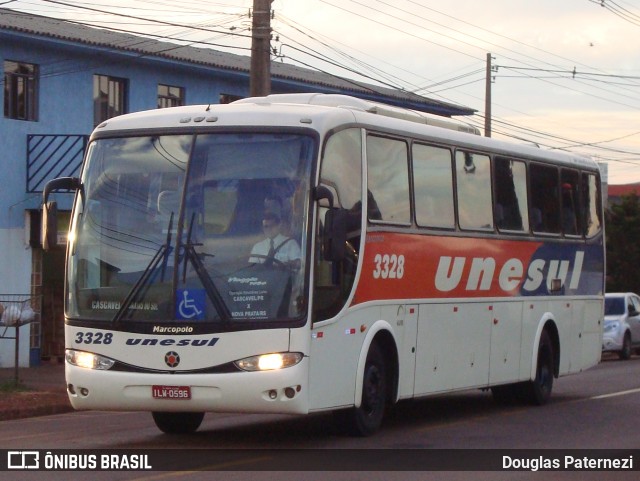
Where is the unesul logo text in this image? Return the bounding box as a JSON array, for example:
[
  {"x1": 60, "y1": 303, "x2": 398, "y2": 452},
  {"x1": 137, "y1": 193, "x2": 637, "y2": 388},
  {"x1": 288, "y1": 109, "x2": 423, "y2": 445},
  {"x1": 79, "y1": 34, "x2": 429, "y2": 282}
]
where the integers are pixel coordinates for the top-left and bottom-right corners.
[
  {"x1": 126, "y1": 337, "x2": 219, "y2": 347},
  {"x1": 435, "y1": 251, "x2": 584, "y2": 293}
]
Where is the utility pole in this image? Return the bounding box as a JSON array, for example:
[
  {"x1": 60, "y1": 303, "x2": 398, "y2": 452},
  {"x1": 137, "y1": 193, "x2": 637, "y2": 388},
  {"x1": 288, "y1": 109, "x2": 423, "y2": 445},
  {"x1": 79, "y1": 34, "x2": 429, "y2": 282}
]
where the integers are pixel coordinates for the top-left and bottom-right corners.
[
  {"x1": 250, "y1": 0, "x2": 273, "y2": 97},
  {"x1": 484, "y1": 52, "x2": 492, "y2": 138}
]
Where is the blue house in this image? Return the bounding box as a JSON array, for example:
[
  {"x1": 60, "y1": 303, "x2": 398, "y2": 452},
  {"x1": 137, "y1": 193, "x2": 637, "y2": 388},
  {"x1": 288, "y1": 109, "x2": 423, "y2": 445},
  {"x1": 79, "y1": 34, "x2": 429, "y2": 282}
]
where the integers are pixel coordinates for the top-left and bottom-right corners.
[{"x1": 0, "y1": 7, "x2": 474, "y2": 367}]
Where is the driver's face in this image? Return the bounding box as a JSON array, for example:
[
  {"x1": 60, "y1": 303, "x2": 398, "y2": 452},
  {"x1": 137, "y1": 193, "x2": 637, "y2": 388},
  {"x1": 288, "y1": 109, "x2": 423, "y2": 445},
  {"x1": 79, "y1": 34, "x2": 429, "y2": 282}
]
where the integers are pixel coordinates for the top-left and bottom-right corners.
[{"x1": 262, "y1": 219, "x2": 280, "y2": 238}]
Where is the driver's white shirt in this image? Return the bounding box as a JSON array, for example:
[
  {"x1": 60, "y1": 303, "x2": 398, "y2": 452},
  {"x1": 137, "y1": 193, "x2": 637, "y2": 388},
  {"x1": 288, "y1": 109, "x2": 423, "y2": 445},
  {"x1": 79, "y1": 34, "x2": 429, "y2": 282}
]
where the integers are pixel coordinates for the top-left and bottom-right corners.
[{"x1": 249, "y1": 234, "x2": 301, "y2": 264}]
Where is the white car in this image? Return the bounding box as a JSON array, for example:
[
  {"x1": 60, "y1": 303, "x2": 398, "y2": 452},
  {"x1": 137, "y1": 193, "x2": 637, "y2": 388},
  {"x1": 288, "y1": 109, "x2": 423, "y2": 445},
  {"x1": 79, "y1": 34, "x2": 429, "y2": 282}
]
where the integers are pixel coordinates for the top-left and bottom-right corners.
[{"x1": 603, "y1": 293, "x2": 640, "y2": 360}]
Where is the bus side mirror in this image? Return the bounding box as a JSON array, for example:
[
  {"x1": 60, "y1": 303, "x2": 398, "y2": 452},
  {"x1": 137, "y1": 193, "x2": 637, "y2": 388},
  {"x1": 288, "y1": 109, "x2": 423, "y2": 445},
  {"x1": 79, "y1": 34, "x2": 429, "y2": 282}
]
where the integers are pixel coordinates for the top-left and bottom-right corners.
[
  {"x1": 42, "y1": 201, "x2": 58, "y2": 251},
  {"x1": 314, "y1": 184, "x2": 346, "y2": 262},
  {"x1": 41, "y1": 176, "x2": 81, "y2": 252},
  {"x1": 323, "y1": 208, "x2": 347, "y2": 262}
]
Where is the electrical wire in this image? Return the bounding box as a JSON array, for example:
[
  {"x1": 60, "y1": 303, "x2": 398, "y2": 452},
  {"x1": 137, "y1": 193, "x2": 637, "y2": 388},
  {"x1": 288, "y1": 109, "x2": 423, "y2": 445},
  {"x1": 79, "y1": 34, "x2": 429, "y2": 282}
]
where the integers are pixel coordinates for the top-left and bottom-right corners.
[
  {"x1": 5, "y1": 0, "x2": 640, "y2": 171},
  {"x1": 588, "y1": 0, "x2": 640, "y2": 27}
]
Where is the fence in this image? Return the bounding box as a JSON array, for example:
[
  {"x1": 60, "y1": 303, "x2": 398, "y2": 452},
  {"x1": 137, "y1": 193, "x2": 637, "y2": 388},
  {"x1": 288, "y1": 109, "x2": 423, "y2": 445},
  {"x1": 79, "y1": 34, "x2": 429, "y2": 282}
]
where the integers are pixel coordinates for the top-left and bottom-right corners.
[{"x1": 0, "y1": 294, "x2": 41, "y2": 384}]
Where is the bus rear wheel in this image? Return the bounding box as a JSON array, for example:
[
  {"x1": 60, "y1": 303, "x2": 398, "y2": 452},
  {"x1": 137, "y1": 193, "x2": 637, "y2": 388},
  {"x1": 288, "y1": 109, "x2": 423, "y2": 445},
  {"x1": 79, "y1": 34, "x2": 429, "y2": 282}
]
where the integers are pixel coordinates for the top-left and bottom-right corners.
[
  {"x1": 523, "y1": 329, "x2": 554, "y2": 405},
  {"x1": 152, "y1": 411, "x2": 204, "y2": 434},
  {"x1": 338, "y1": 343, "x2": 388, "y2": 437}
]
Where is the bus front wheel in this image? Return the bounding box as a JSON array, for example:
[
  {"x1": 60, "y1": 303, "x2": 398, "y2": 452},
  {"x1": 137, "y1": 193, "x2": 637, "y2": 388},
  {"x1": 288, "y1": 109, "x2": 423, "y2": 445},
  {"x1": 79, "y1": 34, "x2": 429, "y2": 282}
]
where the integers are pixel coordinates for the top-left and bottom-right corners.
[
  {"x1": 152, "y1": 411, "x2": 204, "y2": 434},
  {"x1": 337, "y1": 342, "x2": 388, "y2": 437}
]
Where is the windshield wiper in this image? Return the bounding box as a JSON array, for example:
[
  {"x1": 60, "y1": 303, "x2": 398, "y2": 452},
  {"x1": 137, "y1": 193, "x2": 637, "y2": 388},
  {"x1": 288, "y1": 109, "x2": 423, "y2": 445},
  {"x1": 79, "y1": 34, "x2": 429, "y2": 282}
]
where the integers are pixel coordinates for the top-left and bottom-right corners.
[
  {"x1": 181, "y1": 213, "x2": 231, "y2": 322},
  {"x1": 112, "y1": 213, "x2": 175, "y2": 325},
  {"x1": 160, "y1": 213, "x2": 175, "y2": 282}
]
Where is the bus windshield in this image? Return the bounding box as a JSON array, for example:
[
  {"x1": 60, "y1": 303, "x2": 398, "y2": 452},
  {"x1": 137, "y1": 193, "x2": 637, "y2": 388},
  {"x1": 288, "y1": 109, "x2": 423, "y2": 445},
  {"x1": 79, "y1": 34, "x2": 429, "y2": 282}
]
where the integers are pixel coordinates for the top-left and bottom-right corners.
[{"x1": 66, "y1": 132, "x2": 315, "y2": 328}]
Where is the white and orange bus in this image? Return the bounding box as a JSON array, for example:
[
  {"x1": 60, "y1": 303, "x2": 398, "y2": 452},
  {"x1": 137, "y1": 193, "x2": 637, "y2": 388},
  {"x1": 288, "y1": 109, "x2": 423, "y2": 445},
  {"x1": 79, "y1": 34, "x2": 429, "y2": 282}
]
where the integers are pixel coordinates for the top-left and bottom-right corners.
[{"x1": 43, "y1": 93, "x2": 604, "y2": 436}]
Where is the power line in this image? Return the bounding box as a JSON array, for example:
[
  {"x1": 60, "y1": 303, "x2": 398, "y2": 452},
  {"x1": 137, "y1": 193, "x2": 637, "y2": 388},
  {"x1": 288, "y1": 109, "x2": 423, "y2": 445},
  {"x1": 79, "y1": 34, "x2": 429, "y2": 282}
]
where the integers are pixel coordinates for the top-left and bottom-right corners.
[
  {"x1": 0, "y1": 11, "x2": 253, "y2": 88},
  {"x1": 275, "y1": 2, "x2": 640, "y2": 164},
  {"x1": 317, "y1": 0, "x2": 479, "y2": 62},
  {"x1": 306, "y1": 0, "x2": 640, "y2": 123},
  {"x1": 589, "y1": 0, "x2": 640, "y2": 27},
  {"x1": 274, "y1": 15, "x2": 418, "y2": 93},
  {"x1": 497, "y1": 65, "x2": 640, "y2": 80},
  {"x1": 7, "y1": 1, "x2": 640, "y2": 171},
  {"x1": 40, "y1": 0, "x2": 251, "y2": 40}
]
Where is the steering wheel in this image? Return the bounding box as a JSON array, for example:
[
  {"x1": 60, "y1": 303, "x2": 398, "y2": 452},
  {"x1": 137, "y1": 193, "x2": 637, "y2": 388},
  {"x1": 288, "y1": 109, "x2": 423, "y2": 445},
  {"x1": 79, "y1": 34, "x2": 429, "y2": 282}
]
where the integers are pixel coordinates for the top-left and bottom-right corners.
[{"x1": 249, "y1": 254, "x2": 286, "y2": 268}]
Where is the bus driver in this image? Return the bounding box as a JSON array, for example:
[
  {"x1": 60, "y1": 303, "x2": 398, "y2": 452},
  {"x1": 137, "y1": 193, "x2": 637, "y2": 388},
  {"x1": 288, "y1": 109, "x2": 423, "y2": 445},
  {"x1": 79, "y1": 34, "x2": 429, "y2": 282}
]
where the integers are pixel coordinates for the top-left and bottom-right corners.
[{"x1": 249, "y1": 201, "x2": 301, "y2": 270}]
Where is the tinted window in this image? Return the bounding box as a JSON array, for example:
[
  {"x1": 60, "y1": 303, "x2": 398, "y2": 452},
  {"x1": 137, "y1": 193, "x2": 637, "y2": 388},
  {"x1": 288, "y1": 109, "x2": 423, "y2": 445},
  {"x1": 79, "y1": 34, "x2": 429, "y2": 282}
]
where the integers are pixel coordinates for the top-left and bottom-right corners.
[
  {"x1": 494, "y1": 157, "x2": 528, "y2": 232},
  {"x1": 3, "y1": 60, "x2": 38, "y2": 121},
  {"x1": 314, "y1": 128, "x2": 363, "y2": 322},
  {"x1": 413, "y1": 144, "x2": 454, "y2": 228},
  {"x1": 158, "y1": 84, "x2": 185, "y2": 108},
  {"x1": 561, "y1": 169, "x2": 581, "y2": 236},
  {"x1": 582, "y1": 173, "x2": 602, "y2": 237},
  {"x1": 367, "y1": 136, "x2": 410, "y2": 224},
  {"x1": 605, "y1": 297, "x2": 624, "y2": 315},
  {"x1": 631, "y1": 296, "x2": 640, "y2": 315},
  {"x1": 530, "y1": 163, "x2": 560, "y2": 233},
  {"x1": 94, "y1": 74, "x2": 127, "y2": 126},
  {"x1": 455, "y1": 151, "x2": 492, "y2": 230}
]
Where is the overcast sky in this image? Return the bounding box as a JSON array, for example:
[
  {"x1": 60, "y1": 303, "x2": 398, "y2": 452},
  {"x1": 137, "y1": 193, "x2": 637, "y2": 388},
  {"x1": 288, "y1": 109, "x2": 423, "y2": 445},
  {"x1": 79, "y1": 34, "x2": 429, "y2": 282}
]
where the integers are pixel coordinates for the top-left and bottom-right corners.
[{"x1": 7, "y1": 0, "x2": 640, "y2": 184}]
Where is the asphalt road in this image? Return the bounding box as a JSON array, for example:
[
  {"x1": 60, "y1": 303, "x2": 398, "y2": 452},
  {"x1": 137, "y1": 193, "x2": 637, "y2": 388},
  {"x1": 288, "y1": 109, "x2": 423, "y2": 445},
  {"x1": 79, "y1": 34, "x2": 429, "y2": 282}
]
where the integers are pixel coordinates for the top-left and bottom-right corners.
[{"x1": 1, "y1": 354, "x2": 639, "y2": 480}]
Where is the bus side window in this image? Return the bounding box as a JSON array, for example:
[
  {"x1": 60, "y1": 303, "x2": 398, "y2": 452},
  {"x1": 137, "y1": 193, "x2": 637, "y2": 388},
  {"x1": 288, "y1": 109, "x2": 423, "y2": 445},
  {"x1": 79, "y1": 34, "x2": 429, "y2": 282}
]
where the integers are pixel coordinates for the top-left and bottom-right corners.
[
  {"x1": 366, "y1": 135, "x2": 410, "y2": 224},
  {"x1": 582, "y1": 172, "x2": 602, "y2": 237},
  {"x1": 561, "y1": 169, "x2": 581, "y2": 236},
  {"x1": 530, "y1": 163, "x2": 560, "y2": 234},
  {"x1": 313, "y1": 128, "x2": 362, "y2": 322},
  {"x1": 413, "y1": 143, "x2": 454, "y2": 229},
  {"x1": 455, "y1": 151, "x2": 493, "y2": 231},
  {"x1": 494, "y1": 157, "x2": 528, "y2": 232}
]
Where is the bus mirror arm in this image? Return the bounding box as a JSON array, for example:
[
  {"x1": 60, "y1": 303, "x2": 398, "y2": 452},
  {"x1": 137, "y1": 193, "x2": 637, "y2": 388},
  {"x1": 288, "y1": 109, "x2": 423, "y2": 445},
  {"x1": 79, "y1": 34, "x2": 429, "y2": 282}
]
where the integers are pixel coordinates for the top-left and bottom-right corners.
[
  {"x1": 41, "y1": 177, "x2": 82, "y2": 252},
  {"x1": 43, "y1": 176, "x2": 82, "y2": 204},
  {"x1": 314, "y1": 185, "x2": 335, "y2": 208}
]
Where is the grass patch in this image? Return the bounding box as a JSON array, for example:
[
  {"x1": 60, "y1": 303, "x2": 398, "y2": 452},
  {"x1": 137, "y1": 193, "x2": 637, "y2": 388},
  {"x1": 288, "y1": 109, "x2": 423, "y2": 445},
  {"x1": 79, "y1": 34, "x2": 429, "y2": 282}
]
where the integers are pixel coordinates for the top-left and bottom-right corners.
[{"x1": 0, "y1": 379, "x2": 29, "y2": 393}]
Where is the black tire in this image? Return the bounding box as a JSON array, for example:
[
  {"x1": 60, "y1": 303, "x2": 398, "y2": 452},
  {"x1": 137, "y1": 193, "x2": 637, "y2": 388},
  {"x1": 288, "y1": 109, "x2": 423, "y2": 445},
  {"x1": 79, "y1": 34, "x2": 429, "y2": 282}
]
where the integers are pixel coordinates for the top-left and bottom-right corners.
[
  {"x1": 619, "y1": 333, "x2": 632, "y2": 360},
  {"x1": 523, "y1": 329, "x2": 554, "y2": 406},
  {"x1": 339, "y1": 343, "x2": 388, "y2": 437},
  {"x1": 152, "y1": 411, "x2": 204, "y2": 434}
]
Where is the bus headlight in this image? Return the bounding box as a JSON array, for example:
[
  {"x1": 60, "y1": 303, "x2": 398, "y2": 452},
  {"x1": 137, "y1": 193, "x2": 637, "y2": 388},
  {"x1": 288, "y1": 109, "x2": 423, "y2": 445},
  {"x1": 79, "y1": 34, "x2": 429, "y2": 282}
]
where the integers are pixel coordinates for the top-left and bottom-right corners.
[
  {"x1": 66, "y1": 349, "x2": 115, "y2": 370},
  {"x1": 234, "y1": 352, "x2": 303, "y2": 371}
]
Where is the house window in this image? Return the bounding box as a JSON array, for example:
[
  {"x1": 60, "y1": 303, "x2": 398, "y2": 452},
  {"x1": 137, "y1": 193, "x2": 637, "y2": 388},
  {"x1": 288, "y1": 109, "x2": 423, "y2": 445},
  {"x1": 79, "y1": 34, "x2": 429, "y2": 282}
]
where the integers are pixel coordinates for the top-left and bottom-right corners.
[
  {"x1": 220, "y1": 93, "x2": 242, "y2": 104},
  {"x1": 3, "y1": 60, "x2": 38, "y2": 121},
  {"x1": 93, "y1": 74, "x2": 127, "y2": 126},
  {"x1": 158, "y1": 84, "x2": 184, "y2": 108}
]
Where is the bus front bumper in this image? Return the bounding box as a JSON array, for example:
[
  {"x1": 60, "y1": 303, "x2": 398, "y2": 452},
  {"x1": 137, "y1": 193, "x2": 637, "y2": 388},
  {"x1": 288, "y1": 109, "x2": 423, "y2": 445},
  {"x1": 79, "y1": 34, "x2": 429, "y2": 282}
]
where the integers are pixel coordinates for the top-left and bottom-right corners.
[{"x1": 65, "y1": 359, "x2": 309, "y2": 415}]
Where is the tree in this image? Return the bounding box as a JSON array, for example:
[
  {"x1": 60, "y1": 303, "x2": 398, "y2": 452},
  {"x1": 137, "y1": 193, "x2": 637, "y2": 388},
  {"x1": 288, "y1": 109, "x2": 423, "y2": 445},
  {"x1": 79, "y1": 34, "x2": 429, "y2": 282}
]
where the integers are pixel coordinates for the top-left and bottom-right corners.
[{"x1": 605, "y1": 193, "x2": 640, "y2": 293}]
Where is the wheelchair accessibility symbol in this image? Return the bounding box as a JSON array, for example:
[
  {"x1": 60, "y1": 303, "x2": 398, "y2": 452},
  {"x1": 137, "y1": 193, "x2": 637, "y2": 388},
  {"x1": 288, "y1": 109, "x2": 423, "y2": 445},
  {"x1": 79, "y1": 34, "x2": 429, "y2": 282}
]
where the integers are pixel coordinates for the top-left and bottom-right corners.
[{"x1": 176, "y1": 289, "x2": 205, "y2": 320}]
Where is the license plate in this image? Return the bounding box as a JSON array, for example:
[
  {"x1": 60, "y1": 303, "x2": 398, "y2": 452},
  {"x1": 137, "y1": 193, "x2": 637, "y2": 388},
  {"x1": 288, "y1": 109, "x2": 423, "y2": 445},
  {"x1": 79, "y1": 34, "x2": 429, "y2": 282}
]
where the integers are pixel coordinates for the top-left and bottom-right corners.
[{"x1": 152, "y1": 385, "x2": 191, "y2": 400}]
